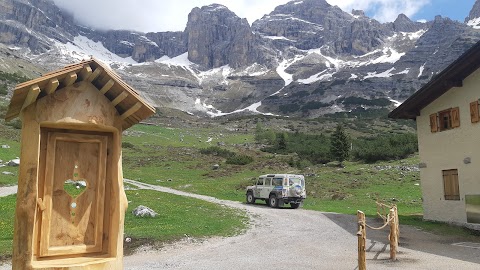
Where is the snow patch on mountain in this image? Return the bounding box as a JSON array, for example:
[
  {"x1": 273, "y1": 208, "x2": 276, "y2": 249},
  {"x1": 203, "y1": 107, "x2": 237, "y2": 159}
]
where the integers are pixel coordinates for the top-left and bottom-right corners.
[
  {"x1": 467, "y1": 17, "x2": 480, "y2": 29},
  {"x1": 298, "y1": 70, "x2": 333, "y2": 84},
  {"x1": 418, "y1": 63, "x2": 426, "y2": 77},
  {"x1": 388, "y1": 97, "x2": 402, "y2": 107},
  {"x1": 276, "y1": 58, "x2": 298, "y2": 86},
  {"x1": 263, "y1": 35, "x2": 296, "y2": 42},
  {"x1": 364, "y1": 67, "x2": 396, "y2": 79},
  {"x1": 53, "y1": 35, "x2": 137, "y2": 66}
]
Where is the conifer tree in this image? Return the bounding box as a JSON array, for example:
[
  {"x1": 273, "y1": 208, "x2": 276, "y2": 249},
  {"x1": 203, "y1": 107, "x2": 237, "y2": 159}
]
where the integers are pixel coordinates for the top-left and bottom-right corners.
[{"x1": 330, "y1": 124, "x2": 350, "y2": 165}]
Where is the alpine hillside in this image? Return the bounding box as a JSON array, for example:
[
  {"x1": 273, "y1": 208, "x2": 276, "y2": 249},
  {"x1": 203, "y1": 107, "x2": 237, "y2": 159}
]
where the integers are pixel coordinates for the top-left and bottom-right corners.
[{"x1": 1, "y1": 0, "x2": 480, "y2": 118}]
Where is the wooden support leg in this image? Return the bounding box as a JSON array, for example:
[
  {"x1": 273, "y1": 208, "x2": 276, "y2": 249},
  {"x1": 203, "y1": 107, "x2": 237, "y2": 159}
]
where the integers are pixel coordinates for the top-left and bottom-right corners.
[
  {"x1": 389, "y1": 208, "x2": 398, "y2": 261},
  {"x1": 357, "y1": 210, "x2": 366, "y2": 270}
]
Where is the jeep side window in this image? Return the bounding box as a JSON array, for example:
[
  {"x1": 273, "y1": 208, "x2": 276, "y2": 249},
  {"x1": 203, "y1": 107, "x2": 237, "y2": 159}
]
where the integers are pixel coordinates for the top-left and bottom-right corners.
[
  {"x1": 256, "y1": 178, "x2": 264, "y2": 185},
  {"x1": 265, "y1": 178, "x2": 272, "y2": 186},
  {"x1": 273, "y1": 178, "x2": 282, "y2": 186}
]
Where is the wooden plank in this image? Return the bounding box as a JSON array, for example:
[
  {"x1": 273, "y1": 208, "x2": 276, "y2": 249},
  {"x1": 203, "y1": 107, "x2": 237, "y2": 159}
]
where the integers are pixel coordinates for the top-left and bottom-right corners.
[
  {"x1": 63, "y1": 72, "x2": 78, "y2": 87},
  {"x1": 99, "y1": 79, "x2": 114, "y2": 94},
  {"x1": 78, "y1": 65, "x2": 93, "y2": 81},
  {"x1": 111, "y1": 92, "x2": 128, "y2": 107},
  {"x1": 20, "y1": 85, "x2": 40, "y2": 112},
  {"x1": 121, "y1": 102, "x2": 142, "y2": 120},
  {"x1": 87, "y1": 67, "x2": 103, "y2": 83},
  {"x1": 45, "y1": 78, "x2": 59, "y2": 95},
  {"x1": 11, "y1": 105, "x2": 40, "y2": 269}
]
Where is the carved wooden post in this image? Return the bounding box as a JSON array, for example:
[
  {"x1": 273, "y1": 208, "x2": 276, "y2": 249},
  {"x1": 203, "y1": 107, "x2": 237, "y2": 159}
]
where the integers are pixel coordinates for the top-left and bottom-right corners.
[
  {"x1": 357, "y1": 210, "x2": 366, "y2": 270},
  {"x1": 394, "y1": 205, "x2": 400, "y2": 243},
  {"x1": 5, "y1": 59, "x2": 155, "y2": 270},
  {"x1": 389, "y1": 208, "x2": 398, "y2": 261}
]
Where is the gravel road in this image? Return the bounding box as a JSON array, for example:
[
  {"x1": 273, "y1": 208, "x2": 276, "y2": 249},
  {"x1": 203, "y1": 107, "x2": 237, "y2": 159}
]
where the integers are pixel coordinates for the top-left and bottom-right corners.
[{"x1": 1, "y1": 181, "x2": 479, "y2": 269}]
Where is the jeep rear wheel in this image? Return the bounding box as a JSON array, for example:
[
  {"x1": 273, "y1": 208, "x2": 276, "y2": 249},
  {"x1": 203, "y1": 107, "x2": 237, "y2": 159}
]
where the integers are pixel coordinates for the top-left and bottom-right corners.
[
  {"x1": 269, "y1": 195, "x2": 279, "y2": 208},
  {"x1": 246, "y1": 192, "x2": 255, "y2": 204},
  {"x1": 290, "y1": 202, "x2": 300, "y2": 209}
]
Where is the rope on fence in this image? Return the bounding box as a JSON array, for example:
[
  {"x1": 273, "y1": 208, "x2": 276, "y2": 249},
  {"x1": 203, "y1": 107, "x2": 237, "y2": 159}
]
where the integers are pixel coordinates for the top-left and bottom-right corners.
[{"x1": 364, "y1": 214, "x2": 394, "y2": 230}]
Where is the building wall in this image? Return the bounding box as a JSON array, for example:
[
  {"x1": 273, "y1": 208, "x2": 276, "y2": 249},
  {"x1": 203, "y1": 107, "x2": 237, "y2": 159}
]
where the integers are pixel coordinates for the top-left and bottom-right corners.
[{"x1": 417, "y1": 68, "x2": 480, "y2": 224}]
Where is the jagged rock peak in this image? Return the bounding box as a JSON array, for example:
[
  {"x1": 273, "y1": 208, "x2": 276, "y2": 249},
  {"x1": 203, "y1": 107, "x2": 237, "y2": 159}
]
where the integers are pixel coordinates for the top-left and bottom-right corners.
[
  {"x1": 466, "y1": 0, "x2": 480, "y2": 22},
  {"x1": 392, "y1": 13, "x2": 424, "y2": 32}
]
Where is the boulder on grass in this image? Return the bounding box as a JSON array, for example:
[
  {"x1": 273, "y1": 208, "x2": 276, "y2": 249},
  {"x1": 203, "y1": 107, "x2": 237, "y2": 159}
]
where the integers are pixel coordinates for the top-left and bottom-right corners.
[{"x1": 132, "y1": 205, "x2": 157, "y2": 218}]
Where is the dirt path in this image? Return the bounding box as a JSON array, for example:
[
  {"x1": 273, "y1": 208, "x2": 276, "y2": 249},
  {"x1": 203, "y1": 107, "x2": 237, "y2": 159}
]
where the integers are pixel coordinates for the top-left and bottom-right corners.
[
  {"x1": 0, "y1": 185, "x2": 17, "y2": 197},
  {"x1": 1, "y1": 181, "x2": 479, "y2": 269}
]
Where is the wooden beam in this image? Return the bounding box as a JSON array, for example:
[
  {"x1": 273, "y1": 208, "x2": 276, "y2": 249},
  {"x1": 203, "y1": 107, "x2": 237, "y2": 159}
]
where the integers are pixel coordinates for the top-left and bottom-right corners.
[
  {"x1": 21, "y1": 85, "x2": 41, "y2": 112},
  {"x1": 111, "y1": 92, "x2": 128, "y2": 106},
  {"x1": 63, "y1": 72, "x2": 77, "y2": 87},
  {"x1": 99, "y1": 79, "x2": 114, "y2": 94},
  {"x1": 87, "y1": 67, "x2": 103, "y2": 83},
  {"x1": 44, "y1": 78, "x2": 59, "y2": 95},
  {"x1": 445, "y1": 80, "x2": 463, "y2": 88},
  {"x1": 78, "y1": 65, "x2": 92, "y2": 81},
  {"x1": 121, "y1": 102, "x2": 142, "y2": 120}
]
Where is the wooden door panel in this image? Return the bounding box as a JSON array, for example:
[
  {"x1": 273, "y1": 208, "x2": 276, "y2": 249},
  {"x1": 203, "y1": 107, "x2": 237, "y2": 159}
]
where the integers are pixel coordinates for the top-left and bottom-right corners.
[{"x1": 39, "y1": 132, "x2": 107, "y2": 257}]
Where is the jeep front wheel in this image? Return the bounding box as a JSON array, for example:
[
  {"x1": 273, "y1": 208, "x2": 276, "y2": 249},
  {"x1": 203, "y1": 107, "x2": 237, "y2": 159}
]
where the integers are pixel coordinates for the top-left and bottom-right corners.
[
  {"x1": 269, "y1": 195, "x2": 279, "y2": 208},
  {"x1": 246, "y1": 192, "x2": 255, "y2": 204}
]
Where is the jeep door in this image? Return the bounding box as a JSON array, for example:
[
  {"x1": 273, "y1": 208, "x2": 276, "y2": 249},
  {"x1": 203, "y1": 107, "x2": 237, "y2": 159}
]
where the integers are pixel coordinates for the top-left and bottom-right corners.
[
  {"x1": 253, "y1": 177, "x2": 264, "y2": 198},
  {"x1": 260, "y1": 177, "x2": 273, "y2": 198}
]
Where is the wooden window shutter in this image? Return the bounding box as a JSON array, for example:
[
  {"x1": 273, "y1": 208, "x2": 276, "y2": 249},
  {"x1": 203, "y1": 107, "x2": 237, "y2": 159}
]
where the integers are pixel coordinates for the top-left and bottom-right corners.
[
  {"x1": 470, "y1": 101, "x2": 479, "y2": 123},
  {"x1": 451, "y1": 107, "x2": 460, "y2": 128},
  {"x1": 429, "y1": 113, "x2": 438, "y2": 133},
  {"x1": 443, "y1": 169, "x2": 460, "y2": 200}
]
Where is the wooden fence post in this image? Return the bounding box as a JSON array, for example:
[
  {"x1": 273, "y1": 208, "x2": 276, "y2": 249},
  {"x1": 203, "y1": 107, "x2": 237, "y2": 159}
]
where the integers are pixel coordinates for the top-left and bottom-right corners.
[
  {"x1": 389, "y1": 208, "x2": 398, "y2": 261},
  {"x1": 357, "y1": 210, "x2": 366, "y2": 270},
  {"x1": 394, "y1": 205, "x2": 400, "y2": 243}
]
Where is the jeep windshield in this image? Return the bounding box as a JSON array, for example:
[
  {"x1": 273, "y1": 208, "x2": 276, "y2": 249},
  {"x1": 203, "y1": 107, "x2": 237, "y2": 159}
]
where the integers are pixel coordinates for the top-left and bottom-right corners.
[{"x1": 288, "y1": 177, "x2": 304, "y2": 186}]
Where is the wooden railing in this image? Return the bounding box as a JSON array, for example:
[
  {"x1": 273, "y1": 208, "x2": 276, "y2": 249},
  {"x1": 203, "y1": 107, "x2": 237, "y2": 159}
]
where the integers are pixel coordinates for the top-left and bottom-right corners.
[{"x1": 357, "y1": 201, "x2": 399, "y2": 269}]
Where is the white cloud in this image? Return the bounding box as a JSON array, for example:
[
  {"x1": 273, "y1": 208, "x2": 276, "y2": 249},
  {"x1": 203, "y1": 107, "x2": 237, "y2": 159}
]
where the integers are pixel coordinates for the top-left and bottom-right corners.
[
  {"x1": 326, "y1": 0, "x2": 431, "y2": 22},
  {"x1": 52, "y1": 0, "x2": 430, "y2": 33},
  {"x1": 52, "y1": 0, "x2": 292, "y2": 32}
]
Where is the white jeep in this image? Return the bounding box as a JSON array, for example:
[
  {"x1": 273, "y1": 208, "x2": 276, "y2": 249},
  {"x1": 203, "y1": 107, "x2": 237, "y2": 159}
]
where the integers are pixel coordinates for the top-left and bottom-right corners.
[{"x1": 246, "y1": 174, "x2": 306, "y2": 208}]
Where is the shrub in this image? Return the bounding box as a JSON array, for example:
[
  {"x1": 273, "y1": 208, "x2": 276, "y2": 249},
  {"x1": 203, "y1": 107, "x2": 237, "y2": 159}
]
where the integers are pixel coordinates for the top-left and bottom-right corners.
[
  {"x1": 226, "y1": 154, "x2": 254, "y2": 165},
  {"x1": 6, "y1": 119, "x2": 22, "y2": 129},
  {"x1": 122, "y1": 142, "x2": 136, "y2": 149},
  {"x1": 200, "y1": 146, "x2": 235, "y2": 158},
  {"x1": 352, "y1": 133, "x2": 418, "y2": 162},
  {"x1": 0, "y1": 84, "x2": 7, "y2": 95}
]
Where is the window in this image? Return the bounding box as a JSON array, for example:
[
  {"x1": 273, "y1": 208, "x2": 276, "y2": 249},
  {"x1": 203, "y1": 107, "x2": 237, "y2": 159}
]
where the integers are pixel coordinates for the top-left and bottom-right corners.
[
  {"x1": 430, "y1": 107, "x2": 460, "y2": 133},
  {"x1": 443, "y1": 169, "x2": 460, "y2": 200},
  {"x1": 256, "y1": 178, "x2": 264, "y2": 185},
  {"x1": 470, "y1": 101, "x2": 479, "y2": 123},
  {"x1": 273, "y1": 178, "x2": 282, "y2": 186},
  {"x1": 265, "y1": 178, "x2": 272, "y2": 186}
]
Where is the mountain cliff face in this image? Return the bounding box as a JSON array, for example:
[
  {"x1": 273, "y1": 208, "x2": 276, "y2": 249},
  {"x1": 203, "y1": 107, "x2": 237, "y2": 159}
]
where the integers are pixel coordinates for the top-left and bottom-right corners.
[
  {"x1": 186, "y1": 4, "x2": 260, "y2": 69},
  {"x1": 1, "y1": 0, "x2": 480, "y2": 118}
]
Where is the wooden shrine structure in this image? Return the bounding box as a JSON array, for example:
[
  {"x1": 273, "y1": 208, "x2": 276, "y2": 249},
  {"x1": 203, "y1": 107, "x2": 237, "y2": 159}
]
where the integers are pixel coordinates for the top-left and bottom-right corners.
[{"x1": 5, "y1": 58, "x2": 155, "y2": 269}]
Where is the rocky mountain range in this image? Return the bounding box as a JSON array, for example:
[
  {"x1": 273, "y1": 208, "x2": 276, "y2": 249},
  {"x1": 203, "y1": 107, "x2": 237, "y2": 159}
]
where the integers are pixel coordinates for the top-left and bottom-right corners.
[{"x1": 1, "y1": 0, "x2": 480, "y2": 118}]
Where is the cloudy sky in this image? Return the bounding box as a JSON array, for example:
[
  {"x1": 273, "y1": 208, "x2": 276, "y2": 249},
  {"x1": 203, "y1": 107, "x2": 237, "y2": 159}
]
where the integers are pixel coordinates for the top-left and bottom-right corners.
[{"x1": 52, "y1": 0, "x2": 477, "y2": 32}]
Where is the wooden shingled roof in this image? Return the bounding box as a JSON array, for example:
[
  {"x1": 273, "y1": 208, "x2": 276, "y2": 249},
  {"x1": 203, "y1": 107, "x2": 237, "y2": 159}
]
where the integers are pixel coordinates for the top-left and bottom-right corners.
[
  {"x1": 389, "y1": 41, "x2": 480, "y2": 120},
  {"x1": 5, "y1": 58, "x2": 155, "y2": 130}
]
